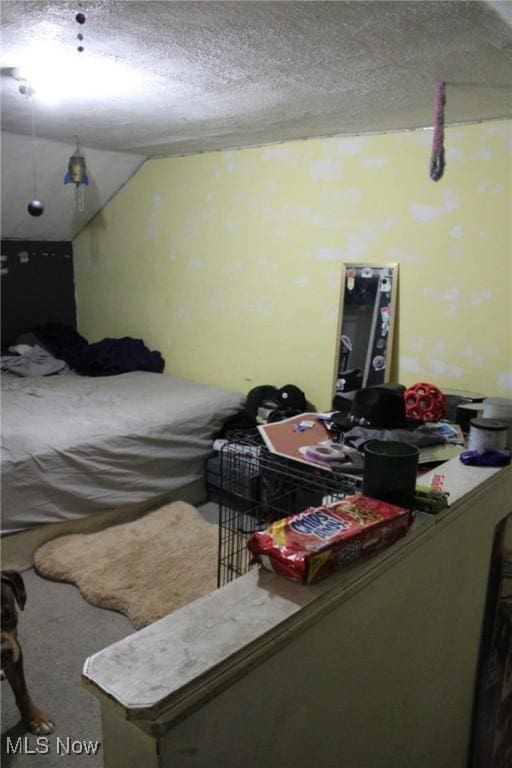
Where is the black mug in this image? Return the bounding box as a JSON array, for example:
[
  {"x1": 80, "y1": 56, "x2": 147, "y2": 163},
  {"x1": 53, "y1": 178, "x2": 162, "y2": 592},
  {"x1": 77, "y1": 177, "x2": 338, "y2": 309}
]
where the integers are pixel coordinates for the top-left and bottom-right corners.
[{"x1": 362, "y1": 440, "x2": 419, "y2": 509}]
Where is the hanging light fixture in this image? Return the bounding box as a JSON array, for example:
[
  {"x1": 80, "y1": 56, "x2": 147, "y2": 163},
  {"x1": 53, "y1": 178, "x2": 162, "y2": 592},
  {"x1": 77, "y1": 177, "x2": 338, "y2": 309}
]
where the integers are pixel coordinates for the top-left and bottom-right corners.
[
  {"x1": 64, "y1": 136, "x2": 89, "y2": 211},
  {"x1": 19, "y1": 79, "x2": 45, "y2": 217}
]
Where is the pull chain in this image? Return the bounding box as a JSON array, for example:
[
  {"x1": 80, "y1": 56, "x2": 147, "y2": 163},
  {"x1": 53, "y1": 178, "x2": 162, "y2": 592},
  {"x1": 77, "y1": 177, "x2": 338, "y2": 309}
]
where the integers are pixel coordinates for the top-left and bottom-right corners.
[{"x1": 30, "y1": 94, "x2": 38, "y2": 200}]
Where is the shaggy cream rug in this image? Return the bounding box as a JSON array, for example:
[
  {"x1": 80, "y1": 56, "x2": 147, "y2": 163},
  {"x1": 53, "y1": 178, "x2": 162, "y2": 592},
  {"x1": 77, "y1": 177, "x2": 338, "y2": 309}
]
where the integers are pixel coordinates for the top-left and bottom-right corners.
[{"x1": 34, "y1": 501, "x2": 218, "y2": 629}]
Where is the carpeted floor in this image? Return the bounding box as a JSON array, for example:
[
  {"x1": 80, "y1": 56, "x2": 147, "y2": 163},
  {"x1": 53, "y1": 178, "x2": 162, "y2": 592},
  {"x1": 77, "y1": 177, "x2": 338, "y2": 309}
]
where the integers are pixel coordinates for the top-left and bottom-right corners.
[{"x1": 1, "y1": 502, "x2": 218, "y2": 768}]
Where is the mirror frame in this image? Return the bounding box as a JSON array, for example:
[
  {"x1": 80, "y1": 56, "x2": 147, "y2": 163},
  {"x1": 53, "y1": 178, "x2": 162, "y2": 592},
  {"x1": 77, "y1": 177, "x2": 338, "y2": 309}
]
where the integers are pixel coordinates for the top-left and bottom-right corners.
[{"x1": 332, "y1": 262, "x2": 398, "y2": 400}]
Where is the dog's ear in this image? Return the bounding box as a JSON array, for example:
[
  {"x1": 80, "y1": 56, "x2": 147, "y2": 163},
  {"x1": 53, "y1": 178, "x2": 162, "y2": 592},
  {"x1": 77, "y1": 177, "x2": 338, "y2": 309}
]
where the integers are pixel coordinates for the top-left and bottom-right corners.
[{"x1": 1, "y1": 570, "x2": 27, "y2": 610}]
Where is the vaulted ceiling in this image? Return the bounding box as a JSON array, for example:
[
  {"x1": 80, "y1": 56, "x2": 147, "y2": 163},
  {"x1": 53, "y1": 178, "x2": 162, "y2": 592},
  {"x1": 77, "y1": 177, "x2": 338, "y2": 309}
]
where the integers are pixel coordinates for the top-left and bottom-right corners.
[{"x1": 1, "y1": 0, "x2": 511, "y2": 240}]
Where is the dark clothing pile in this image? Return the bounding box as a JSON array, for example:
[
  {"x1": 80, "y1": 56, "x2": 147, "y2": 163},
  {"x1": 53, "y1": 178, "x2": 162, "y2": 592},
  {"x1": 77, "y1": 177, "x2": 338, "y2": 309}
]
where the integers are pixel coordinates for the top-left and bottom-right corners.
[
  {"x1": 34, "y1": 322, "x2": 88, "y2": 370},
  {"x1": 75, "y1": 337, "x2": 164, "y2": 376},
  {"x1": 32, "y1": 323, "x2": 165, "y2": 377},
  {"x1": 214, "y1": 383, "x2": 308, "y2": 438}
]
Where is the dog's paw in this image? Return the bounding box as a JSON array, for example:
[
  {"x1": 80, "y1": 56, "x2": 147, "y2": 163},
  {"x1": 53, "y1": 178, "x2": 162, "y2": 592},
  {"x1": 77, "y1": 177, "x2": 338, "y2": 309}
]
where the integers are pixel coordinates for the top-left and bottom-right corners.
[{"x1": 29, "y1": 713, "x2": 55, "y2": 735}]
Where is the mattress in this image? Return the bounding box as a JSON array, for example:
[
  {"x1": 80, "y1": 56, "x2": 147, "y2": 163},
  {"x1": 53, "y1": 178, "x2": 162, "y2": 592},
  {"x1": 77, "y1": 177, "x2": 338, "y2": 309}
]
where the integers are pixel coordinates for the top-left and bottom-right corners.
[{"x1": 1, "y1": 372, "x2": 244, "y2": 534}]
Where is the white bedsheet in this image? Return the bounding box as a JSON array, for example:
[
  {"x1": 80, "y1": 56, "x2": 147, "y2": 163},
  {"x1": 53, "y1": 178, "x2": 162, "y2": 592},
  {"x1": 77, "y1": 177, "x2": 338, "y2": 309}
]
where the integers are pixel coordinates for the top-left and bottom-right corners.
[{"x1": 1, "y1": 372, "x2": 244, "y2": 533}]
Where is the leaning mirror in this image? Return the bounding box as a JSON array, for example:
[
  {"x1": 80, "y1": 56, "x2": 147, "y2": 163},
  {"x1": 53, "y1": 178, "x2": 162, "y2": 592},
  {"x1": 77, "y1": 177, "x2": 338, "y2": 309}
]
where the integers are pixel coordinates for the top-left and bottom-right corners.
[{"x1": 333, "y1": 263, "x2": 398, "y2": 399}]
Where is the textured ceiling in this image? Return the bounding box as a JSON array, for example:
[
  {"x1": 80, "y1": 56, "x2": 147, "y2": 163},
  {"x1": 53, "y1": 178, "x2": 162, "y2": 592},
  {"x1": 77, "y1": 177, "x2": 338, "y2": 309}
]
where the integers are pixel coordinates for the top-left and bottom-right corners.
[
  {"x1": 1, "y1": 0, "x2": 512, "y2": 157},
  {"x1": 1, "y1": 0, "x2": 511, "y2": 241}
]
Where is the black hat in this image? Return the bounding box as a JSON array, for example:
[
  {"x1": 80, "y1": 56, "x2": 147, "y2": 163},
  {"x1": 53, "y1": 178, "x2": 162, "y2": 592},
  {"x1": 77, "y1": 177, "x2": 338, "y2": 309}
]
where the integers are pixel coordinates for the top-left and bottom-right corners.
[
  {"x1": 350, "y1": 385, "x2": 408, "y2": 428},
  {"x1": 245, "y1": 385, "x2": 280, "y2": 419},
  {"x1": 277, "y1": 384, "x2": 306, "y2": 413},
  {"x1": 332, "y1": 384, "x2": 421, "y2": 431}
]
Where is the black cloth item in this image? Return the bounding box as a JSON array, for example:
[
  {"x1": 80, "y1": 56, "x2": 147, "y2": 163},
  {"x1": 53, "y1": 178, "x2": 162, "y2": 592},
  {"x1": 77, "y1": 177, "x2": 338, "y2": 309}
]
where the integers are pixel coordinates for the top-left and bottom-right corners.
[
  {"x1": 226, "y1": 383, "x2": 308, "y2": 433},
  {"x1": 213, "y1": 409, "x2": 257, "y2": 439},
  {"x1": 342, "y1": 426, "x2": 446, "y2": 451},
  {"x1": 74, "y1": 337, "x2": 165, "y2": 377},
  {"x1": 277, "y1": 384, "x2": 306, "y2": 413},
  {"x1": 350, "y1": 384, "x2": 411, "y2": 429},
  {"x1": 32, "y1": 323, "x2": 164, "y2": 377},
  {"x1": 245, "y1": 385, "x2": 280, "y2": 419},
  {"x1": 33, "y1": 322, "x2": 88, "y2": 369},
  {"x1": 267, "y1": 407, "x2": 303, "y2": 423}
]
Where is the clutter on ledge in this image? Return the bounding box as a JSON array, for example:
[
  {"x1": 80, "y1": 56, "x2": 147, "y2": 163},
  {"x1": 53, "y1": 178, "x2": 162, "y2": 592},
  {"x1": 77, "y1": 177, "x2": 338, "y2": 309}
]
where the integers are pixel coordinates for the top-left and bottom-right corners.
[
  {"x1": 202, "y1": 380, "x2": 511, "y2": 601},
  {"x1": 83, "y1": 455, "x2": 512, "y2": 768},
  {"x1": 82, "y1": 378, "x2": 512, "y2": 767}
]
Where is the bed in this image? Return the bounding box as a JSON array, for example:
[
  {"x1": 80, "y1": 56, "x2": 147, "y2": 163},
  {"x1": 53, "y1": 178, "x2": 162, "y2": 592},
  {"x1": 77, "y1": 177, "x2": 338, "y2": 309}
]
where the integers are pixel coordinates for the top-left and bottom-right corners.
[{"x1": 1, "y1": 371, "x2": 244, "y2": 535}]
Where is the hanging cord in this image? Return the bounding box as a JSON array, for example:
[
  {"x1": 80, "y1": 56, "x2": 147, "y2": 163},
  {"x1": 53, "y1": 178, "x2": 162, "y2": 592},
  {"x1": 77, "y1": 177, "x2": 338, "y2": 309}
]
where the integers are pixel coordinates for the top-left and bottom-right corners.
[
  {"x1": 30, "y1": 105, "x2": 38, "y2": 199},
  {"x1": 430, "y1": 80, "x2": 446, "y2": 182},
  {"x1": 77, "y1": 183, "x2": 85, "y2": 212},
  {"x1": 23, "y1": 83, "x2": 39, "y2": 199}
]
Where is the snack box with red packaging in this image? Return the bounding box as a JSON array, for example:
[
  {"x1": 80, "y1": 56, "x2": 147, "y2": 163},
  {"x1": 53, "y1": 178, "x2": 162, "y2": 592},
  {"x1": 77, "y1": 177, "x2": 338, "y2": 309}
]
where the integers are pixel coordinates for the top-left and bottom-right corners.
[{"x1": 247, "y1": 494, "x2": 413, "y2": 585}]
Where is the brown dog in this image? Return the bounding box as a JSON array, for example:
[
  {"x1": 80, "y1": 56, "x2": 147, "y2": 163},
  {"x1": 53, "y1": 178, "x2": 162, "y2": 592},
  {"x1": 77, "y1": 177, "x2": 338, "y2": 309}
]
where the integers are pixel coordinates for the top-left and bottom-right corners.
[{"x1": 1, "y1": 570, "x2": 54, "y2": 734}]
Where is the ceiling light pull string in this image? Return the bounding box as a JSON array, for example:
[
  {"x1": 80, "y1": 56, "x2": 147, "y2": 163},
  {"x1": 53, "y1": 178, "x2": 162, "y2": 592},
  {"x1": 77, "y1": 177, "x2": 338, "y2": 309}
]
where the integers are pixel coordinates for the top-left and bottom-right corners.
[
  {"x1": 77, "y1": 182, "x2": 85, "y2": 212},
  {"x1": 30, "y1": 92, "x2": 38, "y2": 200}
]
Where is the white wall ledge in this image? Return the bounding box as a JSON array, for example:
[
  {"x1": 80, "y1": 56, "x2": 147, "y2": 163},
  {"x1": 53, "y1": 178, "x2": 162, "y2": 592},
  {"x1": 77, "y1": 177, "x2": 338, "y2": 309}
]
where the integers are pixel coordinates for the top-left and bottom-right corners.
[{"x1": 82, "y1": 458, "x2": 510, "y2": 736}]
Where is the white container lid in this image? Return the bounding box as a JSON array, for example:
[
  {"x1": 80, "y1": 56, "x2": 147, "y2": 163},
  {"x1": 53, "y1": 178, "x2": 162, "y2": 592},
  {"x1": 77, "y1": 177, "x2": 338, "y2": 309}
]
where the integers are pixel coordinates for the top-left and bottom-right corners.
[
  {"x1": 483, "y1": 397, "x2": 512, "y2": 413},
  {"x1": 470, "y1": 417, "x2": 508, "y2": 432},
  {"x1": 443, "y1": 389, "x2": 487, "y2": 401}
]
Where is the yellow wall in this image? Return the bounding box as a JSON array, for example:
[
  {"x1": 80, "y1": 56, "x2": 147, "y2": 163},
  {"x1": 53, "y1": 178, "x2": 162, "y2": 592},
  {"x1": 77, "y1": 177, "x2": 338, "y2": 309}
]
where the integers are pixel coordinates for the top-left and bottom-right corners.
[{"x1": 74, "y1": 120, "x2": 512, "y2": 410}]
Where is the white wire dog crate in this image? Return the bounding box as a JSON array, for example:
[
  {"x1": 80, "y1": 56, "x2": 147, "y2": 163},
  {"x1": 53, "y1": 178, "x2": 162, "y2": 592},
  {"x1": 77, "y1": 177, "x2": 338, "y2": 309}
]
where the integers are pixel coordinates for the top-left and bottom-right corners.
[{"x1": 217, "y1": 432, "x2": 362, "y2": 586}]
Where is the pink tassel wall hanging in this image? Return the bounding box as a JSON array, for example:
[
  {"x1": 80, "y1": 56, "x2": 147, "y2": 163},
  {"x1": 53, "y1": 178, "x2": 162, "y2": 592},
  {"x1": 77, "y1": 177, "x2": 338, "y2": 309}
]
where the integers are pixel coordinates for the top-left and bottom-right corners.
[{"x1": 430, "y1": 80, "x2": 446, "y2": 182}]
